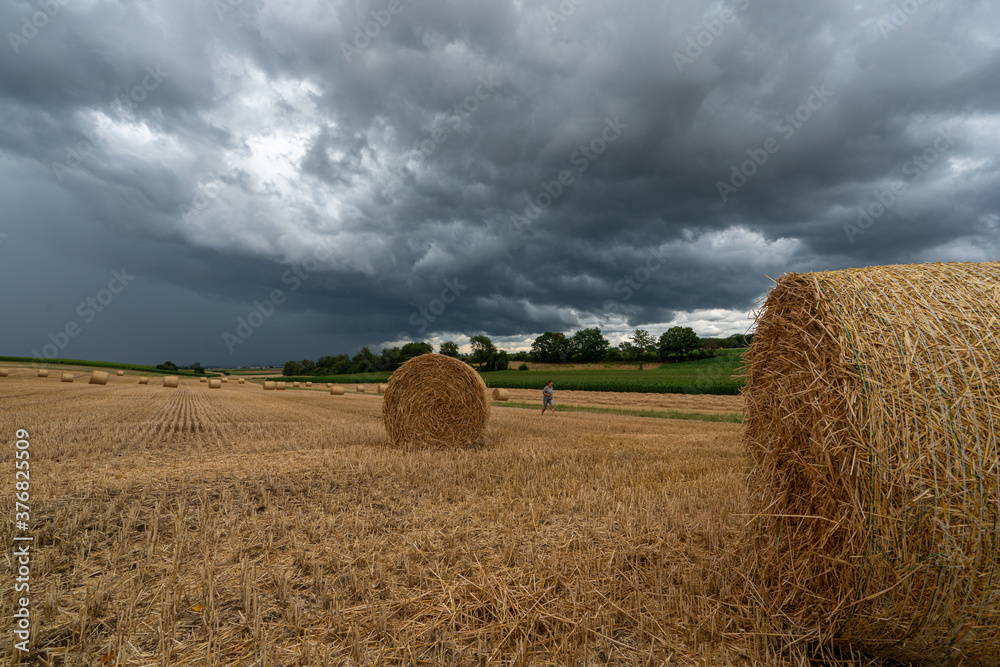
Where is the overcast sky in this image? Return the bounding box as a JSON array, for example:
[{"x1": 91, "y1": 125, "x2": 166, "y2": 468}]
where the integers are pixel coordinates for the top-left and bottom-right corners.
[{"x1": 2, "y1": 0, "x2": 998, "y2": 366}]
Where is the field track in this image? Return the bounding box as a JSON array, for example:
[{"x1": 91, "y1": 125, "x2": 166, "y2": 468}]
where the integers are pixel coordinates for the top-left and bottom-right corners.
[{"x1": 0, "y1": 373, "x2": 816, "y2": 665}]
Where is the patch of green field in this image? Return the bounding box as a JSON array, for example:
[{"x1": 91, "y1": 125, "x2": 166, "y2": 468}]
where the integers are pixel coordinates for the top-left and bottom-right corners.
[
  {"x1": 493, "y1": 401, "x2": 743, "y2": 423},
  {"x1": 0, "y1": 356, "x2": 211, "y2": 377}
]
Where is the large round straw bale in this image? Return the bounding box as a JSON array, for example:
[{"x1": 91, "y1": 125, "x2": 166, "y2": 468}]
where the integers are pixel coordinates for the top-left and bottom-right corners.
[
  {"x1": 138, "y1": 377, "x2": 149, "y2": 384},
  {"x1": 382, "y1": 353, "x2": 490, "y2": 449},
  {"x1": 37, "y1": 369, "x2": 48, "y2": 377},
  {"x1": 326, "y1": 383, "x2": 332, "y2": 388},
  {"x1": 209, "y1": 379, "x2": 222, "y2": 389},
  {"x1": 740, "y1": 262, "x2": 1000, "y2": 663},
  {"x1": 89, "y1": 370, "x2": 109, "y2": 385},
  {"x1": 0, "y1": 369, "x2": 8, "y2": 377},
  {"x1": 221, "y1": 377, "x2": 228, "y2": 383},
  {"x1": 377, "y1": 383, "x2": 388, "y2": 394},
  {"x1": 330, "y1": 385, "x2": 345, "y2": 395},
  {"x1": 263, "y1": 381, "x2": 276, "y2": 390},
  {"x1": 61, "y1": 373, "x2": 74, "y2": 383},
  {"x1": 355, "y1": 384, "x2": 365, "y2": 392},
  {"x1": 163, "y1": 376, "x2": 179, "y2": 388},
  {"x1": 306, "y1": 381, "x2": 313, "y2": 387},
  {"x1": 491, "y1": 388, "x2": 509, "y2": 401},
  {"x1": 116, "y1": 369, "x2": 125, "y2": 376},
  {"x1": 238, "y1": 378, "x2": 245, "y2": 384},
  {"x1": 276, "y1": 382, "x2": 286, "y2": 391},
  {"x1": 293, "y1": 381, "x2": 300, "y2": 387},
  {"x1": 199, "y1": 377, "x2": 207, "y2": 383}
]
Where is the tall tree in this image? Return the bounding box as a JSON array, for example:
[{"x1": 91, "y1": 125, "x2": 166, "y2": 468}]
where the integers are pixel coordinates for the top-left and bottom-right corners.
[
  {"x1": 569, "y1": 328, "x2": 610, "y2": 362},
  {"x1": 469, "y1": 335, "x2": 497, "y2": 369},
  {"x1": 530, "y1": 332, "x2": 569, "y2": 363},
  {"x1": 658, "y1": 326, "x2": 700, "y2": 361},
  {"x1": 438, "y1": 341, "x2": 460, "y2": 357}
]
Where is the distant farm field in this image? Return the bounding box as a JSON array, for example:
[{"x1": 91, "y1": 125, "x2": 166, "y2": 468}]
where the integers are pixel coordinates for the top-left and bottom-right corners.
[
  {"x1": 275, "y1": 351, "x2": 746, "y2": 395},
  {"x1": 0, "y1": 368, "x2": 792, "y2": 665}
]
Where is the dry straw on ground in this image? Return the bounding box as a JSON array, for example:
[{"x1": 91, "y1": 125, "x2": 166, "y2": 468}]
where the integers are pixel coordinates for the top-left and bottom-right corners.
[
  {"x1": 740, "y1": 261, "x2": 1000, "y2": 664},
  {"x1": 209, "y1": 379, "x2": 222, "y2": 389},
  {"x1": 116, "y1": 370, "x2": 125, "y2": 376},
  {"x1": 138, "y1": 377, "x2": 149, "y2": 385},
  {"x1": 330, "y1": 386, "x2": 346, "y2": 395},
  {"x1": 37, "y1": 369, "x2": 48, "y2": 377},
  {"x1": 492, "y1": 388, "x2": 510, "y2": 401},
  {"x1": 89, "y1": 371, "x2": 109, "y2": 385},
  {"x1": 263, "y1": 381, "x2": 276, "y2": 391},
  {"x1": 61, "y1": 373, "x2": 74, "y2": 383},
  {"x1": 382, "y1": 353, "x2": 490, "y2": 449},
  {"x1": 162, "y1": 376, "x2": 179, "y2": 388}
]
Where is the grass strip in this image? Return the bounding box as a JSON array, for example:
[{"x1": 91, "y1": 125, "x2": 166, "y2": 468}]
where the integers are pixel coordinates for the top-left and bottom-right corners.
[{"x1": 492, "y1": 400, "x2": 743, "y2": 423}]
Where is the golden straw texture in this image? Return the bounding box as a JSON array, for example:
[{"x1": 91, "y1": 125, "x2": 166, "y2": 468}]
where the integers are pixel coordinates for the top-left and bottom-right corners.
[
  {"x1": 740, "y1": 261, "x2": 1000, "y2": 664},
  {"x1": 89, "y1": 371, "x2": 109, "y2": 385},
  {"x1": 356, "y1": 385, "x2": 365, "y2": 392},
  {"x1": 238, "y1": 378, "x2": 245, "y2": 384},
  {"x1": 491, "y1": 388, "x2": 509, "y2": 401},
  {"x1": 276, "y1": 382, "x2": 286, "y2": 391},
  {"x1": 138, "y1": 377, "x2": 149, "y2": 384},
  {"x1": 209, "y1": 379, "x2": 222, "y2": 389},
  {"x1": 263, "y1": 381, "x2": 276, "y2": 391},
  {"x1": 60, "y1": 373, "x2": 74, "y2": 383},
  {"x1": 377, "y1": 383, "x2": 388, "y2": 394},
  {"x1": 162, "y1": 376, "x2": 179, "y2": 388},
  {"x1": 37, "y1": 369, "x2": 48, "y2": 377},
  {"x1": 329, "y1": 386, "x2": 345, "y2": 395},
  {"x1": 382, "y1": 353, "x2": 490, "y2": 449},
  {"x1": 116, "y1": 370, "x2": 125, "y2": 376},
  {"x1": 0, "y1": 369, "x2": 8, "y2": 377}
]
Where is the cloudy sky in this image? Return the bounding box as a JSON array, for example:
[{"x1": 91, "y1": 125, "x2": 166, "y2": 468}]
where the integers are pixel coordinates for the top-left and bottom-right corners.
[{"x1": 2, "y1": 0, "x2": 998, "y2": 366}]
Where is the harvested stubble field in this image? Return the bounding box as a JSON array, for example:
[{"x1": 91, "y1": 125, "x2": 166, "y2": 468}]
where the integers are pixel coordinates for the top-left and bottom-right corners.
[{"x1": 0, "y1": 375, "x2": 880, "y2": 666}]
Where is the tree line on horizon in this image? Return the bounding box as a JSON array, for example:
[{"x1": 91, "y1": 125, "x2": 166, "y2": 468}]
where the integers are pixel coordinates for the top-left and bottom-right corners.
[{"x1": 281, "y1": 328, "x2": 752, "y2": 377}]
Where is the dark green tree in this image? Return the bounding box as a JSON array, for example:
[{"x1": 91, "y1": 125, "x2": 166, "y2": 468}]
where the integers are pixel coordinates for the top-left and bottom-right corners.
[
  {"x1": 469, "y1": 335, "x2": 497, "y2": 370},
  {"x1": 658, "y1": 326, "x2": 701, "y2": 361},
  {"x1": 400, "y1": 342, "x2": 434, "y2": 364},
  {"x1": 191, "y1": 362, "x2": 205, "y2": 375},
  {"x1": 530, "y1": 332, "x2": 569, "y2": 363},
  {"x1": 282, "y1": 360, "x2": 302, "y2": 376},
  {"x1": 569, "y1": 328, "x2": 609, "y2": 363},
  {"x1": 439, "y1": 341, "x2": 460, "y2": 357},
  {"x1": 156, "y1": 361, "x2": 178, "y2": 371}
]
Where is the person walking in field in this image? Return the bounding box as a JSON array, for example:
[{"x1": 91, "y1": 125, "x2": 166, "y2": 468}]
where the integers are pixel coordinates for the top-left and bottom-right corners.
[{"x1": 541, "y1": 380, "x2": 556, "y2": 416}]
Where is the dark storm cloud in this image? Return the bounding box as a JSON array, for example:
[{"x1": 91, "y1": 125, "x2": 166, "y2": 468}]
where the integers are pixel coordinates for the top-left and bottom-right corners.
[{"x1": 2, "y1": 0, "x2": 999, "y2": 364}]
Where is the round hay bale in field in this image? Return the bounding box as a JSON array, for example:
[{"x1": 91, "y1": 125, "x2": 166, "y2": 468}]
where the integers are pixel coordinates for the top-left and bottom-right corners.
[
  {"x1": 238, "y1": 378, "x2": 245, "y2": 384},
  {"x1": 116, "y1": 370, "x2": 125, "y2": 376},
  {"x1": 330, "y1": 385, "x2": 345, "y2": 395},
  {"x1": 163, "y1": 376, "x2": 179, "y2": 388},
  {"x1": 37, "y1": 369, "x2": 48, "y2": 377},
  {"x1": 221, "y1": 377, "x2": 228, "y2": 383},
  {"x1": 276, "y1": 382, "x2": 286, "y2": 391},
  {"x1": 89, "y1": 371, "x2": 109, "y2": 385},
  {"x1": 306, "y1": 381, "x2": 313, "y2": 387},
  {"x1": 491, "y1": 388, "x2": 509, "y2": 401},
  {"x1": 326, "y1": 383, "x2": 332, "y2": 388},
  {"x1": 138, "y1": 377, "x2": 149, "y2": 384},
  {"x1": 209, "y1": 379, "x2": 222, "y2": 389},
  {"x1": 355, "y1": 384, "x2": 365, "y2": 392},
  {"x1": 293, "y1": 381, "x2": 300, "y2": 387},
  {"x1": 740, "y1": 261, "x2": 1000, "y2": 663},
  {"x1": 382, "y1": 353, "x2": 489, "y2": 449},
  {"x1": 61, "y1": 373, "x2": 74, "y2": 383},
  {"x1": 199, "y1": 377, "x2": 207, "y2": 383},
  {"x1": 263, "y1": 381, "x2": 276, "y2": 390},
  {"x1": 0, "y1": 369, "x2": 8, "y2": 377},
  {"x1": 377, "y1": 383, "x2": 388, "y2": 394}
]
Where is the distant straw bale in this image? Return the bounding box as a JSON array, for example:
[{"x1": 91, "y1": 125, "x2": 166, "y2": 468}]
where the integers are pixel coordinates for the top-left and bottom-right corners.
[
  {"x1": 89, "y1": 371, "x2": 109, "y2": 385},
  {"x1": 276, "y1": 382, "x2": 286, "y2": 391},
  {"x1": 163, "y1": 376, "x2": 179, "y2": 388},
  {"x1": 209, "y1": 379, "x2": 222, "y2": 389},
  {"x1": 37, "y1": 369, "x2": 48, "y2": 377},
  {"x1": 138, "y1": 377, "x2": 149, "y2": 384},
  {"x1": 61, "y1": 373, "x2": 74, "y2": 383},
  {"x1": 263, "y1": 381, "x2": 276, "y2": 390},
  {"x1": 740, "y1": 261, "x2": 1000, "y2": 663},
  {"x1": 491, "y1": 388, "x2": 509, "y2": 401},
  {"x1": 116, "y1": 370, "x2": 125, "y2": 376},
  {"x1": 330, "y1": 386, "x2": 345, "y2": 395},
  {"x1": 382, "y1": 353, "x2": 489, "y2": 449}
]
